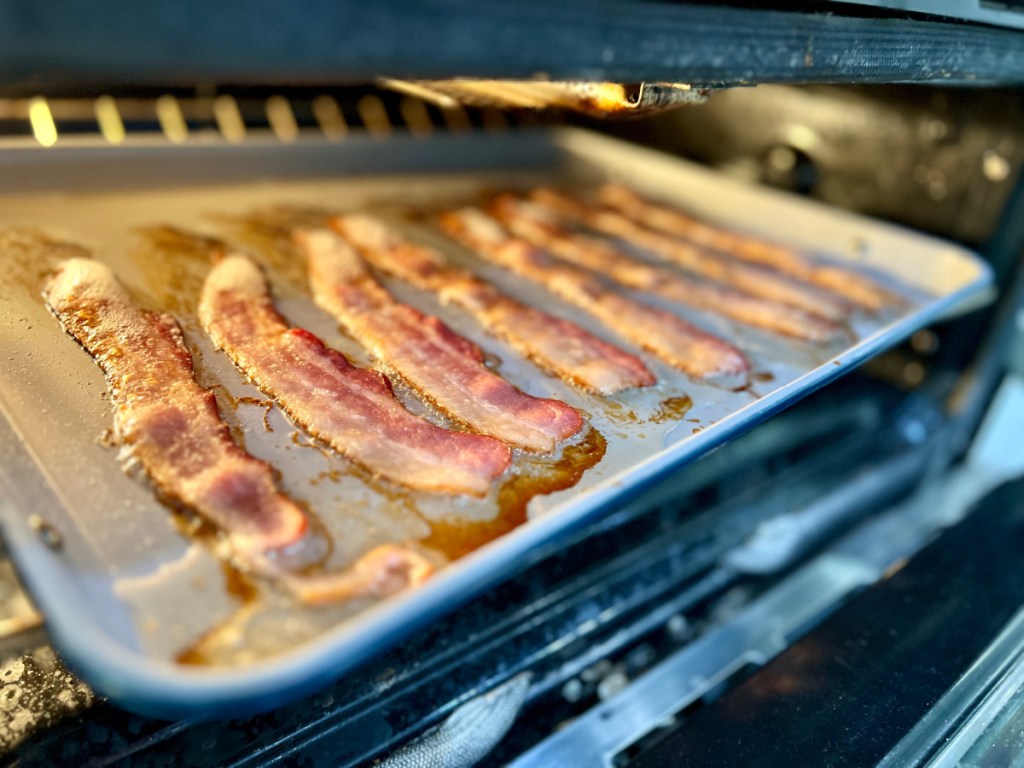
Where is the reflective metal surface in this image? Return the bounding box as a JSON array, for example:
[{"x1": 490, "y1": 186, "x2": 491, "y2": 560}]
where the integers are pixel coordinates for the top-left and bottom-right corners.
[
  {"x1": 627, "y1": 474, "x2": 1024, "y2": 767},
  {"x1": 509, "y1": 553, "x2": 878, "y2": 768}
]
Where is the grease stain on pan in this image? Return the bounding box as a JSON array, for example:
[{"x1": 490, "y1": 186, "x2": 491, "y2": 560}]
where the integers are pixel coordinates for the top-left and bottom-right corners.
[
  {"x1": 421, "y1": 427, "x2": 607, "y2": 561},
  {"x1": 647, "y1": 395, "x2": 694, "y2": 424},
  {"x1": 130, "y1": 226, "x2": 226, "y2": 315}
]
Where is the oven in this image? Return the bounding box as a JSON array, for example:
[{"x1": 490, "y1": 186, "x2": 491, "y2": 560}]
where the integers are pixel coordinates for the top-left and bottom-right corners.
[{"x1": 2, "y1": 2, "x2": 1024, "y2": 766}]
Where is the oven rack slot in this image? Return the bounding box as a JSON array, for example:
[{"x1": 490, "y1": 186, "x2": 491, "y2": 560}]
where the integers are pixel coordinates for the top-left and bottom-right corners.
[{"x1": 0, "y1": 89, "x2": 544, "y2": 147}]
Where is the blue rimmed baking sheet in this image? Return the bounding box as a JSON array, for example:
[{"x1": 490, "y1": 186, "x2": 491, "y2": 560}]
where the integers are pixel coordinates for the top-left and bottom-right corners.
[{"x1": 0, "y1": 128, "x2": 992, "y2": 718}]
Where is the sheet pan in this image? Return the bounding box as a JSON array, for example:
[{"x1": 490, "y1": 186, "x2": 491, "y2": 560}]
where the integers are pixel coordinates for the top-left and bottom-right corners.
[{"x1": 0, "y1": 128, "x2": 992, "y2": 718}]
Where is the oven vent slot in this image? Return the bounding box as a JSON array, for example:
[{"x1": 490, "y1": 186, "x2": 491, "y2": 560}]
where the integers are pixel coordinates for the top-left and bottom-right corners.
[{"x1": 0, "y1": 90, "x2": 544, "y2": 147}]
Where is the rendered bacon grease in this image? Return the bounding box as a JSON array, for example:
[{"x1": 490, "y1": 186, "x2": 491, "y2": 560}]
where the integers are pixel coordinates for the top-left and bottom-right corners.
[
  {"x1": 531, "y1": 188, "x2": 851, "y2": 323},
  {"x1": 296, "y1": 228, "x2": 583, "y2": 453},
  {"x1": 198, "y1": 252, "x2": 511, "y2": 496},
  {"x1": 332, "y1": 214, "x2": 655, "y2": 395},
  {"x1": 42, "y1": 257, "x2": 433, "y2": 603},
  {"x1": 488, "y1": 195, "x2": 842, "y2": 343},
  {"x1": 598, "y1": 184, "x2": 892, "y2": 311},
  {"x1": 438, "y1": 208, "x2": 750, "y2": 381}
]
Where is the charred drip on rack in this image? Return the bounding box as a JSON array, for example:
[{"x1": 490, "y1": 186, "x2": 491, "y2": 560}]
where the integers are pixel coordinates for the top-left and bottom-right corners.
[{"x1": 421, "y1": 427, "x2": 607, "y2": 560}]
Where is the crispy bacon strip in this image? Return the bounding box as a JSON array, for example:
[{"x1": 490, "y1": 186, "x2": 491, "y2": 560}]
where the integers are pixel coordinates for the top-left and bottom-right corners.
[
  {"x1": 43, "y1": 258, "x2": 308, "y2": 557},
  {"x1": 296, "y1": 228, "x2": 583, "y2": 453},
  {"x1": 42, "y1": 257, "x2": 434, "y2": 603},
  {"x1": 599, "y1": 184, "x2": 891, "y2": 311},
  {"x1": 530, "y1": 188, "x2": 851, "y2": 322},
  {"x1": 199, "y1": 252, "x2": 511, "y2": 496},
  {"x1": 331, "y1": 214, "x2": 655, "y2": 396},
  {"x1": 438, "y1": 209, "x2": 749, "y2": 380},
  {"x1": 489, "y1": 195, "x2": 842, "y2": 343}
]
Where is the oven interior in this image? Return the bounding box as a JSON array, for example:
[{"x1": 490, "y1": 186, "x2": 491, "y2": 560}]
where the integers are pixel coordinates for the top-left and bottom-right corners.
[{"x1": 3, "y1": 2, "x2": 1024, "y2": 765}]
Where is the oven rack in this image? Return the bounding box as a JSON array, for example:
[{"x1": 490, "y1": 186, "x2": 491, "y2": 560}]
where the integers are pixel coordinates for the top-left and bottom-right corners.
[{"x1": 0, "y1": 88, "x2": 546, "y2": 147}]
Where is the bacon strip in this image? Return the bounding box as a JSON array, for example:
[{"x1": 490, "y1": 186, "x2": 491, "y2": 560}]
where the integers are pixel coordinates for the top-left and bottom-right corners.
[
  {"x1": 43, "y1": 258, "x2": 308, "y2": 557},
  {"x1": 489, "y1": 195, "x2": 842, "y2": 344},
  {"x1": 438, "y1": 209, "x2": 749, "y2": 380},
  {"x1": 43, "y1": 257, "x2": 435, "y2": 603},
  {"x1": 296, "y1": 228, "x2": 583, "y2": 453},
  {"x1": 331, "y1": 214, "x2": 655, "y2": 396},
  {"x1": 198, "y1": 252, "x2": 511, "y2": 496},
  {"x1": 281, "y1": 543, "x2": 435, "y2": 605},
  {"x1": 599, "y1": 184, "x2": 891, "y2": 311},
  {"x1": 530, "y1": 188, "x2": 851, "y2": 322}
]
